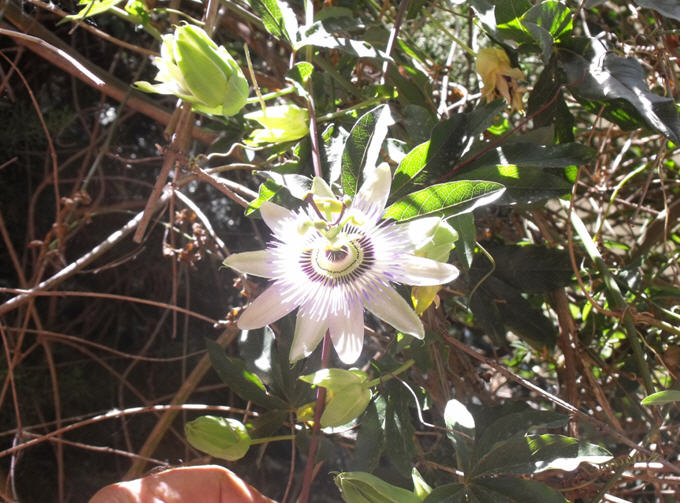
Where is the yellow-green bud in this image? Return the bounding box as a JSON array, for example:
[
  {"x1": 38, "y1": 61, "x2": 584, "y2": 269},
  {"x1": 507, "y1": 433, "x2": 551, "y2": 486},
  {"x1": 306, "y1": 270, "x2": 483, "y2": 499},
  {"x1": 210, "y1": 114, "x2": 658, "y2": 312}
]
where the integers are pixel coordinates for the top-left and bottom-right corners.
[
  {"x1": 185, "y1": 415, "x2": 251, "y2": 461},
  {"x1": 411, "y1": 285, "x2": 442, "y2": 316},
  {"x1": 244, "y1": 104, "x2": 309, "y2": 144},
  {"x1": 334, "y1": 472, "x2": 422, "y2": 503},
  {"x1": 300, "y1": 369, "x2": 372, "y2": 427},
  {"x1": 300, "y1": 368, "x2": 367, "y2": 390},
  {"x1": 407, "y1": 217, "x2": 458, "y2": 262},
  {"x1": 135, "y1": 24, "x2": 249, "y2": 117}
]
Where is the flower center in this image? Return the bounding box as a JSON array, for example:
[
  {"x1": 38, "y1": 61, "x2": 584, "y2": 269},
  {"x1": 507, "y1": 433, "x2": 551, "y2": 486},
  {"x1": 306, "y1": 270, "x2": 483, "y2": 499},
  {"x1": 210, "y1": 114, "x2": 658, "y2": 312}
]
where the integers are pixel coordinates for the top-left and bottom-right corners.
[{"x1": 300, "y1": 234, "x2": 375, "y2": 284}]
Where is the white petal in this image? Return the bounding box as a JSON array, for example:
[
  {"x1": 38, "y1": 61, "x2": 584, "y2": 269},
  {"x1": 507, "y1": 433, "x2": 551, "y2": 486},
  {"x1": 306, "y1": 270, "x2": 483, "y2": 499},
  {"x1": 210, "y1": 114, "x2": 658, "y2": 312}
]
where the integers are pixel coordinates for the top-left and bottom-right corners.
[
  {"x1": 237, "y1": 284, "x2": 298, "y2": 330},
  {"x1": 289, "y1": 309, "x2": 328, "y2": 363},
  {"x1": 366, "y1": 286, "x2": 424, "y2": 339},
  {"x1": 223, "y1": 250, "x2": 276, "y2": 278},
  {"x1": 328, "y1": 303, "x2": 365, "y2": 364},
  {"x1": 259, "y1": 201, "x2": 295, "y2": 235},
  {"x1": 391, "y1": 255, "x2": 460, "y2": 286},
  {"x1": 353, "y1": 163, "x2": 391, "y2": 215}
]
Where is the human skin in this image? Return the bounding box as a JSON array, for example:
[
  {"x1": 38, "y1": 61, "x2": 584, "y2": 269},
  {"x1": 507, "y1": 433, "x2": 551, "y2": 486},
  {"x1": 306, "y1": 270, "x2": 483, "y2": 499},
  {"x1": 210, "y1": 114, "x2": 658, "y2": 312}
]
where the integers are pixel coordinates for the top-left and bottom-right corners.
[{"x1": 88, "y1": 465, "x2": 277, "y2": 503}]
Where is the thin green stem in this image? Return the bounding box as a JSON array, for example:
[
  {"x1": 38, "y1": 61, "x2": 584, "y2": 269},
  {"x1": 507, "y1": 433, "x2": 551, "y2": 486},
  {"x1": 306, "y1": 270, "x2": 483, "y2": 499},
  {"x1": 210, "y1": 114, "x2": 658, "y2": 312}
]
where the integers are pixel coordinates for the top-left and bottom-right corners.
[
  {"x1": 250, "y1": 434, "x2": 296, "y2": 445},
  {"x1": 561, "y1": 200, "x2": 655, "y2": 395},
  {"x1": 245, "y1": 87, "x2": 296, "y2": 104},
  {"x1": 365, "y1": 359, "x2": 415, "y2": 387},
  {"x1": 316, "y1": 97, "x2": 384, "y2": 123}
]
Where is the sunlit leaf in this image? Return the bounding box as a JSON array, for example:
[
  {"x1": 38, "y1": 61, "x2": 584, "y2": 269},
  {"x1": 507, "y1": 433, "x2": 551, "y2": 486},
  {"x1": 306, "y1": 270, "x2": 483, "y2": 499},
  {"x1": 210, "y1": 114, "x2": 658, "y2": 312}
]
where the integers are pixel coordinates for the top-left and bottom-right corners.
[
  {"x1": 642, "y1": 389, "x2": 680, "y2": 405},
  {"x1": 384, "y1": 181, "x2": 505, "y2": 221},
  {"x1": 341, "y1": 105, "x2": 394, "y2": 197}
]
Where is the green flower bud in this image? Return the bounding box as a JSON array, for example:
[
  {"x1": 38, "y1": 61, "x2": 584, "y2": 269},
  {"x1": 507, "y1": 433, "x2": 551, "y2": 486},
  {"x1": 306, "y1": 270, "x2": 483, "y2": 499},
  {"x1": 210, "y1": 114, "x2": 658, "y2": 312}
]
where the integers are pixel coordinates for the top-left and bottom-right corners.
[
  {"x1": 334, "y1": 472, "x2": 422, "y2": 503},
  {"x1": 300, "y1": 368, "x2": 367, "y2": 390},
  {"x1": 300, "y1": 368, "x2": 371, "y2": 427},
  {"x1": 321, "y1": 384, "x2": 372, "y2": 427},
  {"x1": 411, "y1": 285, "x2": 442, "y2": 316},
  {"x1": 244, "y1": 104, "x2": 309, "y2": 144},
  {"x1": 406, "y1": 217, "x2": 458, "y2": 262},
  {"x1": 135, "y1": 24, "x2": 249, "y2": 117},
  {"x1": 185, "y1": 415, "x2": 251, "y2": 461}
]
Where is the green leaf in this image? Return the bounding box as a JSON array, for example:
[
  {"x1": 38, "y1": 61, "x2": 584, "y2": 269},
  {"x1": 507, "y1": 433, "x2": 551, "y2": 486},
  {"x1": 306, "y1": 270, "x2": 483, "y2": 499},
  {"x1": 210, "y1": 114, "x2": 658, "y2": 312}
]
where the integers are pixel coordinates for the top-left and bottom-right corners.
[
  {"x1": 460, "y1": 142, "x2": 594, "y2": 172},
  {"x1": 207, "y1": 339, "x2": 288, "y2": 410},
  {"x1": 558, "y1": 38, "x2": 680, "y2": 143},
  {"x1": 384, "y1": 181, "x2": 505, "y2": 221},
  {"x1": 341, "y1": 105, "x2": 394, "y2": 197},
  {"x1": 65, "y1": 0, "x2": 123, "y2": 20},
  {"x1": 391, "y1": 141, "x2": 430, "y2": 196},
  {"x1": 528, "y1": 57, "x2": 575, "y2": 143},
  {"x1": 351, "y1": 402, "x2": 384, "y2": 472},
  {"x1": 470, "y1": 276, "x2": 557, "y2": 349},
  {"x1": 297, "y1": 23, "x2": 392, "y2": 59},
  {"x1": 247, "y1": 0, "x2": 289, "y2": 40},
  {"x1": 474, "y1": 409, "x2": 568, "y2": 458},
  {"x1": 245, "y1": 171, "x2": 310, "y2": 216},
  {"x1": 450, "y1": 212, "x2": 476, "y2": 269},
  {"x1": 470, "y1": 478, "x2": 567, "y2": 503},
  {"x1": 391, "y1": 102, "x2": 505, "y2": 200},
  {"x1": 471, "y1": 434, "x2": 611, "y2": 477},
  {"x1": 455, "y1": 142, "x2": 593, "y2": 204},
  {"x1": 523, "y1": 1, "x2": 572, "y2": 41},
  {"x1": 634, "y1": 0, "x2": 680, "y2": 22},
  {"x1": 642, "y1": 389, "x2": 680, "y2": 405},
  {"x1": 384, "y1": 382, "x2": 416, "y2": 477},
  {"x1": 423, "y1": 484, "x2": 466, "y2": 503},
  {"x1": 478, "y1": 245, "x2": 574, "y2": 293},
  {"x1": 456, "y1": 165, "x2": 573, "y2": 205},
  {"x1": 444, "y1": 399, "x2": 475, "y2": 472}
]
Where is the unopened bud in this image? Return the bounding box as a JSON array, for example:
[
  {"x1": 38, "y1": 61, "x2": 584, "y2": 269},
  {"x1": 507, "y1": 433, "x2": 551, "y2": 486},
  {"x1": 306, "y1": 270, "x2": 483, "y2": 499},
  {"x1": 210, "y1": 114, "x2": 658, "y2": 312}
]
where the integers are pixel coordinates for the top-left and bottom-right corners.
[{"x1": 185, "y1": 415, "x2": 251, "y2": 461}]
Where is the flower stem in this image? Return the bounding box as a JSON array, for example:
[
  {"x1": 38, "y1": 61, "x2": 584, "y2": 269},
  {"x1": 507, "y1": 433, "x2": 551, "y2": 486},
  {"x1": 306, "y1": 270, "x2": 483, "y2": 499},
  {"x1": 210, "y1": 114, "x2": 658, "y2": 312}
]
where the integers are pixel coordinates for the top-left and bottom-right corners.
[
  {"x1": 298, "y1": 331, "x2": 331, "y2": 503},
  {"x1": 365, "y1": 359, "x2": 415, "y2": 387},
  {"x1": 245, "y1": 87, "x2": 296, "y2": 105},
  {"x1": 250, "y1": 434, "x2": 296, "y2": 445}
]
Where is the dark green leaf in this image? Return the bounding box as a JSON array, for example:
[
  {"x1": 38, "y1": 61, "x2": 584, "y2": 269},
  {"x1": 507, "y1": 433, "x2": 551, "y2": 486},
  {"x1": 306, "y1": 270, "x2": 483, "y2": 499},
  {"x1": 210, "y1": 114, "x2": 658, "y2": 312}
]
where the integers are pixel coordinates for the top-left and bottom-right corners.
[
  {"x1": 469, "y1": 275, "x2": 557, "y2": 349},
  {"x1": 528, "y1": 57, "x2": 575, "y2": 143},
  {"x1": 471, "y1": 434, "x2": 611, "y2": 477},
  {"x1": 459, "y1": 142, "x2": 594, "y2": 172},
  {"x1": 384, "y1": 382, "x2": 416, "y2": 477},
  {"x1": 456, "y1": 165, "x2": 573, "y2": 205},
  {"x1": 478, "y1": 245, "x2": 574, "y2": 293},
  {"x1": 558, "y1": 39, "x2": 680, "y2": 143},
  {"x1": 471, "y1": 478, "x2": 567, "y2": 503},
  {"x1": 384, "y1": 181, "x2": 505, "y2": 221},
  {"x1": 248, "y1": 409, "x2": 290, "y2": 438},
  {"x1": 207, "y1": 339, "x2": 288, "y2": 410},
  {"x1": 402, "y1": 104, "x2": 437, "y2": 146},
  {"x1": 341, "y1": 105, "x2": 394, "y2": 197},
  {"x1": 455, "y1": 142, "x2": 592, "y2": 204},
  {"x1": 351, "y1": 402, "x2": 384, "y2": 472},
  {"x1": 450, "y1": 212, "x2": 476, "y2": 269},
  {"x1": 475, "y1": 410, "x2": 569, "y2": 458},
  {"x1": 523, "y1": 1, "x2": 572, "y2": 40},
  {"x1": 423, "y1": 484, "x2": 466, "y2": 503},
  {"x1": 634, "y1": 0, "x2": 680, "y2": 22}
]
